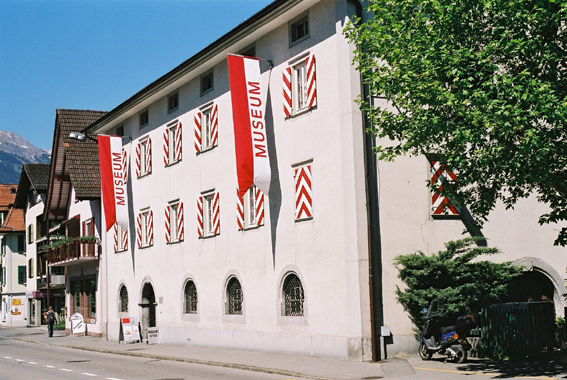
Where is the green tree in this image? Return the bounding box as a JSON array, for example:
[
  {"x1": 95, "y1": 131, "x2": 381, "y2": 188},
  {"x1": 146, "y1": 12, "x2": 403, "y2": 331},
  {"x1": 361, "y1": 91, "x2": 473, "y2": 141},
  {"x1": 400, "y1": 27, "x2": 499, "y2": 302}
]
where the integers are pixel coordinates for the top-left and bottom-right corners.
[
  {"x1": 394, "y1": 237, "x2": 522, "y2": 335},
  {"x1": 345, "y1": 0, "x2": 567, "y2": 245}
]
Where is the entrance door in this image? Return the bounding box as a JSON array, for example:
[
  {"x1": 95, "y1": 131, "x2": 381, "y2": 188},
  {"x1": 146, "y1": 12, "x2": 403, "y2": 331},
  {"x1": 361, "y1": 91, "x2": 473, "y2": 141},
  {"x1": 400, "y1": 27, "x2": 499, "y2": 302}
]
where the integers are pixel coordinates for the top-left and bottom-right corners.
[{"x1": 140, "y1": 283, "x2": 156, "y2": 339}]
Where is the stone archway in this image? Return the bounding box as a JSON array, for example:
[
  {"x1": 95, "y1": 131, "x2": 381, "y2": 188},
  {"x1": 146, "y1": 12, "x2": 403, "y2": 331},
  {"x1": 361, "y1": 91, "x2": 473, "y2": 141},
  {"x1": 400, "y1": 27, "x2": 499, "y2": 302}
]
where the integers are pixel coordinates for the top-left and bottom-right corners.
[
  {"x1": 512, "y1": 257, "x2": 567, "y2": 316},
  {"x1": 140, "y1": 282, "x2": 156, "y2": 339}
]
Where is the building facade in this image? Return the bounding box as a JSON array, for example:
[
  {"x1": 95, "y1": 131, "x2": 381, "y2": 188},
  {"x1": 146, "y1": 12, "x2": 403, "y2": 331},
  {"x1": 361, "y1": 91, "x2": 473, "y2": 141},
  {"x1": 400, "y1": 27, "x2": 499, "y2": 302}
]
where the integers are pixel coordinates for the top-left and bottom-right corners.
[{"x1": 77, "y1": 0, "x2": 566, "y2": 360}]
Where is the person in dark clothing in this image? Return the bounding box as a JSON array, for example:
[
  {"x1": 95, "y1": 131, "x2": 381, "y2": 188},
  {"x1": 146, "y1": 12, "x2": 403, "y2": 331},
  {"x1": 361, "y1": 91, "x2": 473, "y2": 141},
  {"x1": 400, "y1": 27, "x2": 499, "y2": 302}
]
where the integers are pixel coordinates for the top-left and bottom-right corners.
[{"x1": 45, "y1": 306, "x2": 57, "y2": 337}]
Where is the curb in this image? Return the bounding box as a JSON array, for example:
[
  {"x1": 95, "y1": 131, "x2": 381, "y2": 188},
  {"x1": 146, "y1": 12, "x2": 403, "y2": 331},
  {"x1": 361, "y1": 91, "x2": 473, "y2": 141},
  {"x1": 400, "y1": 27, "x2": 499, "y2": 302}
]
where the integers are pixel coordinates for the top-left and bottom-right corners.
[{"x1": 12, "y1": 337, "x2": 338, "y2": 380}]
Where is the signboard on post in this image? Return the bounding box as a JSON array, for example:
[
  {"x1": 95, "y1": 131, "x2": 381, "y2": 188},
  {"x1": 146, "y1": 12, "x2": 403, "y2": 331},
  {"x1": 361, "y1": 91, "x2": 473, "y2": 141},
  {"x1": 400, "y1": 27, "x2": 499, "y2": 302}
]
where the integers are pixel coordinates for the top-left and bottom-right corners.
[
  {"x1": 120, "y1": 317, "x2": 141, "y2": 343},
  {"x1": 11, "y1": 298, "x2": 22, "y2": 315},
  {"x1": 70, "y1": 313, "x2": 85, "y2": 336},
  {"x1": 147, "y1": 327, "x2": 159, "y2": 345}
]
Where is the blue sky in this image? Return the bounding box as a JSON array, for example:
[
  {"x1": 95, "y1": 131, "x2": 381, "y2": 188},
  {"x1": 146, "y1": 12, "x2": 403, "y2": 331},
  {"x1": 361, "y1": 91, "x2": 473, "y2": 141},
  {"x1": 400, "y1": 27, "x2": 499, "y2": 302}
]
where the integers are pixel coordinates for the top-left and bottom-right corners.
[{"x1": 0, "y1": 0, "x2": 272, "y2": 152}]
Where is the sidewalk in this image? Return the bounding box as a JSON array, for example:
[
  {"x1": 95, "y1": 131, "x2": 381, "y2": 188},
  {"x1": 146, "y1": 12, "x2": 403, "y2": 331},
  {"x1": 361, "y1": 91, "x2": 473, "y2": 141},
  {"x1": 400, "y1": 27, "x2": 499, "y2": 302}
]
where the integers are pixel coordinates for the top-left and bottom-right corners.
[{"x1": 7, "y1": 326, "x2": 385, "y2": 380}]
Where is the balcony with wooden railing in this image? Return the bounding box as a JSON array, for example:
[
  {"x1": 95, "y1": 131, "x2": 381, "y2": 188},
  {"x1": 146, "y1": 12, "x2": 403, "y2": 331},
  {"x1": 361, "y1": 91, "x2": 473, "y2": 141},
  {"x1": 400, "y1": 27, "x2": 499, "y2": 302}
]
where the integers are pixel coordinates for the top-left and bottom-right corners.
[{"x1": 46, "y1": 237, "x2": 100, "y2": 266}]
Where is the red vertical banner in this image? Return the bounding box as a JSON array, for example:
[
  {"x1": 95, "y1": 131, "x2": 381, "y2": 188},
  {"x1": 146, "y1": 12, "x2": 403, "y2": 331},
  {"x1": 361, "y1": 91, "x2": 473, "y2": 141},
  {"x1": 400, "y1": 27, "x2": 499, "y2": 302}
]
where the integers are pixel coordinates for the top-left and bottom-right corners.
[
  {"x1": 98, "y1": 135, "x2": 129, "y2": 232},
  {"x1": 227, "y1": 54, "x2": 271, "y2": 198}
]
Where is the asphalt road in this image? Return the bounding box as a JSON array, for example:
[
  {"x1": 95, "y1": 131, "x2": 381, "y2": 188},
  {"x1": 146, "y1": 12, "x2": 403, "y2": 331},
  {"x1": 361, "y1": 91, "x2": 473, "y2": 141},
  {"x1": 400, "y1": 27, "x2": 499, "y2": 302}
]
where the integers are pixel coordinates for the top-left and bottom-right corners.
[{"x1": 0, "y1": 338, "x2": 296, "y2": 380}]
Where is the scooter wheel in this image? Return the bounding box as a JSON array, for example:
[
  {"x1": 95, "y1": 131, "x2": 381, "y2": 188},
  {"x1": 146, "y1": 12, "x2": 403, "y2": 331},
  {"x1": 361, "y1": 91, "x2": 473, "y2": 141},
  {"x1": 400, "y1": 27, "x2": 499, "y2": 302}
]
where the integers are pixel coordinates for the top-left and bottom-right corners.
[
  {"x1": 454, "y1": 348, "x2": 467, "y2": 364},
  {"x1": 418, "y1": 343, "x2": 432, "y2": 360}
]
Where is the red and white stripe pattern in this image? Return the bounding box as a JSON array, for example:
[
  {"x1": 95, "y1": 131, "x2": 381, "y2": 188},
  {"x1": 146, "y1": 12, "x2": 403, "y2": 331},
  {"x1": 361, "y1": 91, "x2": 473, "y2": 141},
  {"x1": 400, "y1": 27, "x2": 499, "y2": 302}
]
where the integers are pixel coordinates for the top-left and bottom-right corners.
[
  {"x1": 294, "y1": 164, "x2": 313, "y2": 221},
  {"x1": 163, "y1": 122, "x2": 183, "y2": 165},
  {"x1": 254, "y1": 187, "x2": 265, "y2": 226},
  {"x1": 198, "y1": 192, "x2": 220, "y2": 237},
  {"x1": 210, "y1": 104, "x2": 219, "y2": 148},
  {"x1": 283, "y1": 66, "x2": 292, "y2": 118},
  {"x1": 135, "y1": 138, "x2": 152, "y2": 178},
  {"x1": 305, "y1": 55, "x2": 317, "y2": 109},
  {"x1": 197, "y1": 196, "x2": 204, "y2": 237},
  {"x1": 113, "y1": 224, "x2": 128, "y2": 252},
  {"x1": 136, "y1": 210, "x2": 154, "y2": 247},
  {"x1": 122, "y1": 148, "x2": 128, "y2": 183},
  {"x1": 211, "y1": 192, "x2": 220, "y2": 235},
  {"x1": 236, "y1": 188, "x2": 244, "y2": 230},
  {"x1": 135, "y1": 143, "x2": 141, "y2": 178},
  {"x1": 136, "y1": 213, "x2": 142, "y2": 247},
  {"x1": 165, "y1": 202, "x2": 184, "y2": 243},
  {"x1": 429, "y1": 159, "x2": 459, "y2": 215},
  {"x1": 194, "y1": 112, "x2": 202, "y2": 153}
]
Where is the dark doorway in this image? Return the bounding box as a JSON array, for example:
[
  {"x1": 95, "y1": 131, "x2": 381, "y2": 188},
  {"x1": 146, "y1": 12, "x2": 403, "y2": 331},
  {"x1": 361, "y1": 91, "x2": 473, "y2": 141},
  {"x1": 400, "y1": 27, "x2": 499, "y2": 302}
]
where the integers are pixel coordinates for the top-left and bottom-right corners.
[
  {"x1": 140, "y1": 283, "x2": 156, "y2": 339},
  {"x1": 507, "y1": 271, "x2": 555, "y2": 303}
]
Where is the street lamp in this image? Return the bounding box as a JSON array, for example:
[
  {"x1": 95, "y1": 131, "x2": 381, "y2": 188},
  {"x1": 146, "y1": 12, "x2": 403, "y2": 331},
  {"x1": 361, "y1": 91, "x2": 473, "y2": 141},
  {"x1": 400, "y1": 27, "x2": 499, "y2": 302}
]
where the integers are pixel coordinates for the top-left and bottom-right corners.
[{"x1": 69, "y1": 132, "x2": 98, "y2": 142}]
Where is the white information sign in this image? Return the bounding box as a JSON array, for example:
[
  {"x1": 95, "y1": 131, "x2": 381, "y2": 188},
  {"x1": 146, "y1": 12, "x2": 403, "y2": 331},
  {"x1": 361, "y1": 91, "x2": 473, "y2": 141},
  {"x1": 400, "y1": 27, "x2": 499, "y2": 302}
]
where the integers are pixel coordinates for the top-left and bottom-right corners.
[
  {"x1": 121, "y1": 317, "x2": 141, "y2": 343},
  {"x1": 70, "y1": 313, "x2": 85, "y2": 336},
  {"x1": 147, "y1": 327, "x2": 159, "y2": 345}
]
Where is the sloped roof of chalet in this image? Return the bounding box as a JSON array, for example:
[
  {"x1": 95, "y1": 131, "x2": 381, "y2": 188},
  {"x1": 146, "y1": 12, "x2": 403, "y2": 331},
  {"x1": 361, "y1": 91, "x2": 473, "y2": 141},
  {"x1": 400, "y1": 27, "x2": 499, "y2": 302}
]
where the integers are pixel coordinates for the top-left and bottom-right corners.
[
  {"x1": 0, "y1": 207, "x2": 25, "y2": 233},
  {"x1": 0, "y1": 184, "x2": 17, "y2": 212},
  {"x1": 67, "y1": 138, "x2": 101, "y2": 199},
  {"x1": 83, "y1": 0, "x2": 292, "y2": 135},
  {"x1": 14, "y1": 164, "x2": 50, "y2": 209},
  {"x1": 44, "y1": 109, "x2": 107, "y2": 220}
]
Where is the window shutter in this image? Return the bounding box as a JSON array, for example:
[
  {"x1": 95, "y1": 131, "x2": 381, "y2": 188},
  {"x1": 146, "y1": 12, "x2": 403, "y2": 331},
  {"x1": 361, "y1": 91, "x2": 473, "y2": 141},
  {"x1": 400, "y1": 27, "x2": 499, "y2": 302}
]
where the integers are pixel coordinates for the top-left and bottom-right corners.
[
  {"x1": 122, "y1": 226, "x2": 128, "y2": 251},
  {"x1": 306, "y1": 54, "x2": 317, "y2": 109},
  {"x1": 175, "y1": 122, "x2": 182, "y2": 162},
  {"x1": 147, "y1": 210, "x2": 154, "y2": 246},
  {"x1": 146, "y1": 137, "x2": 152, "y2": 174},
  {"x1": 135, "y1": 143, "x2": 141, "y2": 178},
  {"x1": 165, "y1": 205, "x2": 171, "y2": 244},
  {"x1": 194, "y1": 112, "x2": 202, "y2": 153},
  {"x1": 283, "y1": 66, "x2": 292, "y2": 118},
  {"x1": 113, "y1": 224, "x2": 118, "y2": 252},
  {"x1": 136, "y1": 213, "x2": 142, "y2": 248},
  {"x1": 177, "y1": 202, "x2": 184, "y2": 241},
  {"x1": 82, "y1": 220, "x2": 86, "y2": 236},
  {"x1": 429, "y1": 159, "x2": 459, "y2": 216},
  {"x1": 294, "y1": 164, "x2": 313, "y2": 220},
  {"x1": 236, "y1": 189, "x2": 244, "y2": 230},
  {"x1": 211, "y1": 105, "x2": 218, "y2": 147},
  {"x1": 163, "y1": 128, "x2": 170, "y2": 166},
  {"x1": 122, "y1": 148, "x2": 128, "y2": 183},
  {"x1": 197, "y1": 196, "x2": 204, "y2": 238},
  {"x1": 255, "y1": 187, "x2": 264, "y2": 226},
  {"x1": 212, "y1": 192, "x2": 220, "y2": 235}
]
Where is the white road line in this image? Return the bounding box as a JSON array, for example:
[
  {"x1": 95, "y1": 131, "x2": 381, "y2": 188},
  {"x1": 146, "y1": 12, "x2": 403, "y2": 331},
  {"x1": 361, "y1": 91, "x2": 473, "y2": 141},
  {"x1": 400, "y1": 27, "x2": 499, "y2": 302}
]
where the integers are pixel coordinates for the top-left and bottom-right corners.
[
  {"x1": 14, "y1": 359, "x2": 24, "y2": 362},
  {"x1": 4, "y1": 356, "x2": 12, "y2": 359},
  {"x1": 60, "y1": 368, "x2": 74, "y2": 372},
  {"x1": 81, "y1": 373, "x2": 98, "y2": 377},
  {"x1": 106, "y1": 378, "x2": 125, "y2": 380},
  {"x1": 27, "y1": 362, "x2": 37, "y2": 364},
  {"x1": 45, "y1": 365, "x2": 56, "y2": 368}
]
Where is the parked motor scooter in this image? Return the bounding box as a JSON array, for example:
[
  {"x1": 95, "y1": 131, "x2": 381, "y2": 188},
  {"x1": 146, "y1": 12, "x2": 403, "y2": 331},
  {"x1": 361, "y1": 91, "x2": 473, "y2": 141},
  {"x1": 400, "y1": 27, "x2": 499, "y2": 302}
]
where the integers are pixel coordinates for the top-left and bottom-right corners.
[{"x1": 419, "y1": 301, "x2": 476, "y2": 363}]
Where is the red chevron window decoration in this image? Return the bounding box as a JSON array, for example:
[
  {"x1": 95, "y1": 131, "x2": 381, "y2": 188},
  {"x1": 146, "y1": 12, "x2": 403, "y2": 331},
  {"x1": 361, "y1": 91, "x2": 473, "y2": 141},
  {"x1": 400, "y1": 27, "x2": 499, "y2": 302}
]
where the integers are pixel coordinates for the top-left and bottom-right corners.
[
  {"x1": 194, "y1": 104, "x2": 218, "y2": 153},
  {"x1": 122, "y1": 148, "x2": 128, "y2": 184},
  {"x1": 165, "y1": 201, "x2": 184, "y2": 244},
  {"x1": 113, "y1": 223, "x2": 128, "y2": 253},
  {"x1": 237, "y1": 185, "x2": 264, "y2": 230},
  {"x1": 294, "y1": 164, "x2": 313, "y2": 221},
  {"x1": 136, "y1": 209, "x2": 153, "y2": 248},
  {"x1": 198, "y1": 191, "x2": 220, "y2": 237},
  {"x1": 164, "y1": 122, "x2": 182, "y2": 166},
  {"x1": 135, "y1": 137, "x2": 152, "y2": 178},
  {"x1": 283, "y1": 54, "x2": 317, "y2": 119},
  {"x1": 429, "y1": 159, "x2": 459, "y2": 216}
]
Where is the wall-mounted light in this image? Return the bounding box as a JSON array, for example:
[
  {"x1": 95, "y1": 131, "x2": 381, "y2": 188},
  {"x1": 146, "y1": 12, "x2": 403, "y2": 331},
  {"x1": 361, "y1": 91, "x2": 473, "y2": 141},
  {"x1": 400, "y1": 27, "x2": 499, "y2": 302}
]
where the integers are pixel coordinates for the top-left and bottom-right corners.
[{"x1": 69, "y1": 132, "x2": 98, "y2": 142}]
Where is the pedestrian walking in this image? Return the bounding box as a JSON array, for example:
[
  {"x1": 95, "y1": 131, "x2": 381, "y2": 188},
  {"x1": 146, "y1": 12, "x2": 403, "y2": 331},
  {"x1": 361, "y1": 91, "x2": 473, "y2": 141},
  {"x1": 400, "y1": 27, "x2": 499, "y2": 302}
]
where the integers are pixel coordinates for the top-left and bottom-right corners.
[{"x1": 45, "y1": 306, "x2": 57, "y2": 337}]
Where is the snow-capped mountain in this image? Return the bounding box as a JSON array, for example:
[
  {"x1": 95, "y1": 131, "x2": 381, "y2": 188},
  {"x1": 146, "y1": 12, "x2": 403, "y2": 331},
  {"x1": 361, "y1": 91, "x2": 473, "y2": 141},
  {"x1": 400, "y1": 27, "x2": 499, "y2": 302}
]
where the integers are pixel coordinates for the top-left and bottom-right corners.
[{"x1": 0, "y1": 130, "x2": 50, "y2": 184}]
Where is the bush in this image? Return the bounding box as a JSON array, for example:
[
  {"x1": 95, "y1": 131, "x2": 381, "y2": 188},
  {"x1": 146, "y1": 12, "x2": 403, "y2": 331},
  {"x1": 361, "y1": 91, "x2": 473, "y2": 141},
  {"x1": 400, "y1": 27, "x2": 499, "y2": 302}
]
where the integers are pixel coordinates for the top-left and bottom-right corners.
[{"x1": 394, "y1": 237, "x2": 522, "y2": 337}]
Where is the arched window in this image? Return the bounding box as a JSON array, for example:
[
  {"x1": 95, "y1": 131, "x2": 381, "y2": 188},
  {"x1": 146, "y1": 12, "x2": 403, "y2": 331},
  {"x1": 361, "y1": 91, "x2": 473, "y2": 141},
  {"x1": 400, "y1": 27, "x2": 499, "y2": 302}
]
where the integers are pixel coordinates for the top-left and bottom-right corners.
[
  {"x1": 184, "y1": 280, "x2": 198, "y2": 314},
  {"x1": 283, "y1": 274, "x2": 304, "y2": 316},
  {"x1": 226, "y1": 277, "x2": 243, "y2": 315},
  {"x1": 119, "y1": 285, "x2": 128, "y2": 313}
]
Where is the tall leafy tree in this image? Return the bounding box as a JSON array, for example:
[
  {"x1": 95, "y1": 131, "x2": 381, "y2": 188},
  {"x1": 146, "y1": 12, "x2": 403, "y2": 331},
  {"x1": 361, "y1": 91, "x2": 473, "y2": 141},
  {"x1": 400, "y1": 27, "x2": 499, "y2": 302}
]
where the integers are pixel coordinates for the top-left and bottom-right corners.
[
  {"x1": 345, "y1": 0, "x2": 567, "y2": 245},
  {"x1": 394, "y1": 237, "x2": 522, "y2": 334}
]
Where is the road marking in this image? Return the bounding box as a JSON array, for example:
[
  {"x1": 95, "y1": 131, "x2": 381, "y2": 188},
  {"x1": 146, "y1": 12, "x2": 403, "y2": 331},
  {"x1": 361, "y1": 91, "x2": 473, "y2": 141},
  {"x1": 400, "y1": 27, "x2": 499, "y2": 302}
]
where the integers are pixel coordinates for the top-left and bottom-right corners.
[
  {"x1": 27, "y1": 362, "x2": 37, "y2": 365},
  {"x1": 45, "y1": 365, "x2": 56, "y2": 368},
  {"x1": 60, "y1": 368, "x2": 74, "y2": 372},
  {"x1": 14, "y1": 359, "x2": 24, "y2": 362},
  {"x1": 413, "y1": 367, "x2": 557, "y2": 380},
  {"x1": 4, "y1": 356, "x2": 12, "y2": 359},
  {"x1": 106, "y1": 378, "x2": 125, "y2": 380},
  {"x1": 81, "y1": 373, "x2": 98, "y2": 377}
]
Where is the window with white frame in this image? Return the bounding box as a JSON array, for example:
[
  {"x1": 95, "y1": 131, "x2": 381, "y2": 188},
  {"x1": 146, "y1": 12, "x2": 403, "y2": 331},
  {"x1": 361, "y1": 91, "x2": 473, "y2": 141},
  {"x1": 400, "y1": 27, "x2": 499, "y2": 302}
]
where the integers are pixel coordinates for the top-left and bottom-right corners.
[
  {"x1": 197, "y1": 191, "x2": 220, "y2": 237},
  {"x1": 168, "y1": 91, "x2": 179, "y2": 113},
  {"x1": 290, "y1": 14, "x2": 309, "y2": 45},
  {"x1": 119, "y1": 285, "x2": 128, "y2": 313},
  {"x1": 114, "y1": 223, "x2": 128, "y2": 252},
  {"x1": 28, "y1": 224, "x2": 34, "y2": 244},
  {"x1": 194, "y1": 104, "x2": 218, "y2": 153},
  {"x1": 165, "y1": 201, "x2": 184, "y2": 243},
  {"x1": 136, "y1": 138, "x2": 152, "y2": 177},
  {"x1": 237, "y1": 185, "x2": 264, "y2": 230},
  {"x1": 283, "y1": 55, "x2": 317, "y2": 118},
  {"x1": 139, "y1": 109, "x2": 149, "y2": 128},
  {"x1": 136, "y1": 209, "x2": 154, "y2": 248},
  {"x1": 164, "y1": 122, "x2": 182, "y2": 166}
]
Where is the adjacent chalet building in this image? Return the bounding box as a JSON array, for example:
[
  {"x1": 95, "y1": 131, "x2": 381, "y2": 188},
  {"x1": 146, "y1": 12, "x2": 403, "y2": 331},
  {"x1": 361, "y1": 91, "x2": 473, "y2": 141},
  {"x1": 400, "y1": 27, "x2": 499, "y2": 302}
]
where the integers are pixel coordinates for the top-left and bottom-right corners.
[
  {"x1": 77, "y1": 0, "x2": 565, "y2": 360},
  {"x1": 13, "y1": 164, "x2": 50, "y2": 326},
  {"x1": 0, "y1": 184, "x2": 27, "y2": 327},
  {"x1": 42, "y1": 109, "x2": 107, "y2": 336}
]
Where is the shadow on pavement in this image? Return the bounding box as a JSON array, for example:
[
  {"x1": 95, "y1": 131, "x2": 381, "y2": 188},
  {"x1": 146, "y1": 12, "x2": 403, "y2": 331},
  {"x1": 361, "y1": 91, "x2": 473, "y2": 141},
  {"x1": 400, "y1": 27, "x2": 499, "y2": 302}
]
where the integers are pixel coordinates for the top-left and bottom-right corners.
[{"x1": 459, "y1": 357, "x2": 567, "y2": 379}]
